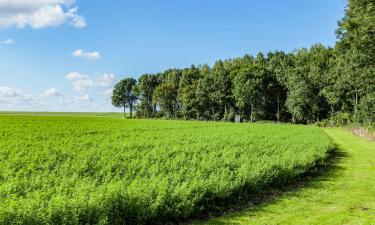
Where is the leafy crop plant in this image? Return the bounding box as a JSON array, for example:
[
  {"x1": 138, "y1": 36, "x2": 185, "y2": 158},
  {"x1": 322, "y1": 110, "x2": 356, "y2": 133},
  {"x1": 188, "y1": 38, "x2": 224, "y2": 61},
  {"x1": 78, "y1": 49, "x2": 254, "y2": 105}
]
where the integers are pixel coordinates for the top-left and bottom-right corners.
[{"x1": 0, "y1": 115, "x2": 333, "y2": 224}]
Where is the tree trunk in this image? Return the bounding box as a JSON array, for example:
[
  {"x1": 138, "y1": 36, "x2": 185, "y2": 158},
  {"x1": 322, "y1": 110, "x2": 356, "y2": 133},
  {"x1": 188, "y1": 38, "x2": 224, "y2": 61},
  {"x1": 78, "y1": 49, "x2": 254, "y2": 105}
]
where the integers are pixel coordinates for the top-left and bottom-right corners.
[
  {"x1": 250, "y1": 102, "x2": 254, "y2": 123},
  {"x1": 276, "y1": 90, "x2": 280, "y2": 123},
  {"x1": 330, "y1": 105, "x2": 334, "y2": 127},
  {"x1": 354, "y1": 89, "x2": 359, "y2": 123},
  {"x1": 129, "y1": 103, "x2": 133, "y2": 119},
  {"x1": 123, "y1": 106, "x2": 126, "y2": 118},
  {"x1": 224, "y1": 103, "x2": 228, "y2": 121},
  {"x1": 354, "y1": 89, "x2": 358, "y2": 114}
]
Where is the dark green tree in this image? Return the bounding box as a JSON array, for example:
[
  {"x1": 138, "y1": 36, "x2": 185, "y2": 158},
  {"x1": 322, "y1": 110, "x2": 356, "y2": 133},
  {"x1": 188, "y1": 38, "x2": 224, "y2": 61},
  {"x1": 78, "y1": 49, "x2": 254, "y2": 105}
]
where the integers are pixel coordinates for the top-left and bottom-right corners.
[
  {"x1": 178, "y1": 65, "x2": 201, "y2": 119},
  {"x1": 195, "y1": 64, "x2": 213, "y2": 120},
  {"x1": 112, "y1": 78, "x2": 139, "y2": 118},
  {"x1": 233, "y1": 60, "x2": 263, "y2": 122},
  {"x1": 138, "y1": 74, "x2": 160, "y2": 117},
  {"x1": 336, "y1": 0, "x2": 375, "y2": 119},
  {"x1": 152, "y1": 82, "x2": 178, "y2": 118},
  {"x1": 267, "y1": 51, "x2": 291, "y2": 122}
]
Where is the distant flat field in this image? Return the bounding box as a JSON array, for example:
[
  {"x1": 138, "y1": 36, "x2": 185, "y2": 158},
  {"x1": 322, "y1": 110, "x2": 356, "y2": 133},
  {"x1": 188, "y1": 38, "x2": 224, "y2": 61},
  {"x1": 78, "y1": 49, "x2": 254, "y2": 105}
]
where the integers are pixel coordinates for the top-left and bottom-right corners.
[{"x1": 0, "y1": 111, "x2": 125, "y2": 118}]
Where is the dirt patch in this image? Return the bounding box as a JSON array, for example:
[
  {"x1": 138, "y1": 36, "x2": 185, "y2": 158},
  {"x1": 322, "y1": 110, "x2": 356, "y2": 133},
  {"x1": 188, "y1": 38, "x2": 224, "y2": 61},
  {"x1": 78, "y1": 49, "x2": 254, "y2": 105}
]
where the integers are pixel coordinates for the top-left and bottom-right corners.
[{"x1": 350, "y1": 127, "x2": 375, "y2": 141}]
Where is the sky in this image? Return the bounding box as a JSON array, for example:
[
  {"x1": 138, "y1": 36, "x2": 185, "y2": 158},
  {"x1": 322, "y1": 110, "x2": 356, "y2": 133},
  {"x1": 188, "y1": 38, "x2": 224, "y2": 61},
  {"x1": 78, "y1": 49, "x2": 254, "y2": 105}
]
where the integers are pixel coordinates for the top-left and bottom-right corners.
[{"x1": 0, "y1": 0, "x2": 346, "y2": 112}]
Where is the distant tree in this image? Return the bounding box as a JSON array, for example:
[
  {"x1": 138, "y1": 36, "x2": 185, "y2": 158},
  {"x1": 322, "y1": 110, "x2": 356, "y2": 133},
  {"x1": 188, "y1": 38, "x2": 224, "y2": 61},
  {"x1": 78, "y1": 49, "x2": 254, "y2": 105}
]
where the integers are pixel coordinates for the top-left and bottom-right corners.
[
  {"x1": 152, "y1": 82, "x2": 177, "y2": 118},
  {"x1": 233, "y1": 61, "x2": 263, "y2": 122},
  {"x1": 283, "y1": 49, "x2": 314, "y2": 123},
  {"x1": 112, "y1": 78, "x2": 139, "y2": 118},
  {"x1": 138, "y1": 74, "x2": 160, "y2": 117},
  {"x1": 267, "y1": 51, "x2": 290, "y2": 122},
  {"x1": 195, "y1": 64, "x2": 213, "y2": 120},
  {"x1": 153, "y1": 69, "x2": 181, "y2": 118},
  {"x1": 283, "y1": 46, "x2": 332, "y2": 123},
  {"x1": 285, "y1": 75, "x2": 313, "y2": 123},
  {"x1": 178, "y1": 65, "x2": 201, "y2": 119},
  {"x1": 210, "y1": 60, "x2": 233, "y2": 121},
  {"x1": 129, "y1": 0, "x2": 375, "y2": 126},
  {"x1": 336, "y1": 0, "x2": 375, "y2": 119}
]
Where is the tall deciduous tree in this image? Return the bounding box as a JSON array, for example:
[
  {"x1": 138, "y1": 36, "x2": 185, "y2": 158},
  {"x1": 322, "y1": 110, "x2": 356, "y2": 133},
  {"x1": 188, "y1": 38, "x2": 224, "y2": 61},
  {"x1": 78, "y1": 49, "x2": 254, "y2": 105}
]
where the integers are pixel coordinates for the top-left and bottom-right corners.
[
  {"x1": 195, "y1": 64, "x2": 213, "y2": 120},
  {"x1": 178, "y1": 65, "x2": 201, "y2": 119},
  {"x1": 268, "y1": 51, "x2": 290, "y2": 122},
  {"x1": 112, "y1": 78, "x2": 139, "y2": 118},
  {"x1": 233, "y1": 61, "x2": 263, "y2": 122},
  {"x1": 210, "y1": 60, "x2": 232, "y2": 120},
  {"x1": 152, "y1": 82, "x2": 177, "y2": 118},
  {"x1": 138, "y1": 74, "x2": 160, "y2": 117},
  {"x1": 336, "y1": 0, "x2": 375, "y2": 118}
]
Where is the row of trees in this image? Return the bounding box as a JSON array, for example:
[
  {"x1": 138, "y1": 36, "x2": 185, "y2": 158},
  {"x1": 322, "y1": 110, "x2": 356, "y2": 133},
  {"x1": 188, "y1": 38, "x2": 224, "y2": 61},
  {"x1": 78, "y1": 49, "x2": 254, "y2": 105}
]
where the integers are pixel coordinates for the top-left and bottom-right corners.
[{"x1": 112, "y1": 0, "x2": 374, "y2": 125}]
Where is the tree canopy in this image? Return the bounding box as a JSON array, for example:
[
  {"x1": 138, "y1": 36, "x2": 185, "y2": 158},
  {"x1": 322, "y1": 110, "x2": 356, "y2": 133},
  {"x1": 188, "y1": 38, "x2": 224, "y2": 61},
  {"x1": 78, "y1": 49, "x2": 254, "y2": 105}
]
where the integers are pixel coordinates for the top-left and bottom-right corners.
[
  {"x1": 113, "y1": 0, "x2": 374, "y2": 125},
  {"x1": 111, "y1": 78, "x2": 138, "y2": 118}
]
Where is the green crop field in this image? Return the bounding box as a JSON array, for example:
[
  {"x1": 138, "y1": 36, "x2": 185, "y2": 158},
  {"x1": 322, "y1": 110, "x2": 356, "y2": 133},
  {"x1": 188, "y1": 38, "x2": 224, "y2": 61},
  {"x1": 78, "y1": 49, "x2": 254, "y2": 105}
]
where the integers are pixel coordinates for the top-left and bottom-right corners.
[{"x1": 0, "y1": 115, "x2": 333, "y2": 224}]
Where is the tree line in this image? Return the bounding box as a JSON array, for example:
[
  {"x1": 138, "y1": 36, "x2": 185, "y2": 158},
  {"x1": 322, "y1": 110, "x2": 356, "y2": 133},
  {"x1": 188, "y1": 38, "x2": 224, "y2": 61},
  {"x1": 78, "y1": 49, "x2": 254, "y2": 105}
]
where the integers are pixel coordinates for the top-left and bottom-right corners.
[{"x1": 112, "y1": 0, "x2": 374, "y2": 125}]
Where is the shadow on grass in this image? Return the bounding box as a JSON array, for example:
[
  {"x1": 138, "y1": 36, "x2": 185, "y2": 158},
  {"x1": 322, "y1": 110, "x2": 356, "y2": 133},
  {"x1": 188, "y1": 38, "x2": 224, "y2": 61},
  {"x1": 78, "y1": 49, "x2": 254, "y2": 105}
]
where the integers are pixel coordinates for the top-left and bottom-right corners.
[{"x1": 187, "y1": 146, "x2": 348, "y2": 225}]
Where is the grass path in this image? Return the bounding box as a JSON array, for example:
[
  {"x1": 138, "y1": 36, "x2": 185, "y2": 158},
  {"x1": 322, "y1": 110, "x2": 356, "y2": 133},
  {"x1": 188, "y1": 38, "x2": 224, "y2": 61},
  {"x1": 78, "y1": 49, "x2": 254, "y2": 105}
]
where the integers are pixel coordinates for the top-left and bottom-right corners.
[{"x1": 195, "y1": 128, "x2": 375, "y2": 225}]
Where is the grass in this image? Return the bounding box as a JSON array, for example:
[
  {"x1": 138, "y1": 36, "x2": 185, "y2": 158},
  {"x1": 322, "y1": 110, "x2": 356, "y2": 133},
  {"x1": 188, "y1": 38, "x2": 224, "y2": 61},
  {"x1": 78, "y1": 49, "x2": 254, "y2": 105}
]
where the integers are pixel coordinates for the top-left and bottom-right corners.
[
  {"x1": 195, "y1": 128, "x2": 375, "y2": 225},
  {"x1": 0, "y1": 115, "x2": 332, "y2": 224}
]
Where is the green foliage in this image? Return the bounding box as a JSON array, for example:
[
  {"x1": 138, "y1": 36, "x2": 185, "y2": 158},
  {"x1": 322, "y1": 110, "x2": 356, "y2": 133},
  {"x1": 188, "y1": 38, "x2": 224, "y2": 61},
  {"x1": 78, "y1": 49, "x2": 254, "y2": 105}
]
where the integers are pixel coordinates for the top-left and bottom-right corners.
[
  {"x1": 0, "y1": 115, "x2": 332, "y2": 224},
  {"x1": 110, "y1": 0, "x2": 374, "y2": 127},
  {"x1": 152, "y1": 82, "x2": 178, "y2": 118},
  {"x1": 335, "y1": 0, "x2": 375, "y2": 115},
  {"x1": 358, "y1": 93, "x2": 375, "y2": 125},
  {"x1": 233, "y1": 61, "x2": 263, "y2": 122},
  {"x1": 197, "y1": 129, "x2": 375, "y2": 224},
  {"x1": 137, "y1": 74, "x2": 160, "y2": 118},
  {"x1": 112, "y1": 78, "x2": 139, "y2": 118},
  {"x1": 178, "y1": 65, "x2": 201, "y2": 119}
]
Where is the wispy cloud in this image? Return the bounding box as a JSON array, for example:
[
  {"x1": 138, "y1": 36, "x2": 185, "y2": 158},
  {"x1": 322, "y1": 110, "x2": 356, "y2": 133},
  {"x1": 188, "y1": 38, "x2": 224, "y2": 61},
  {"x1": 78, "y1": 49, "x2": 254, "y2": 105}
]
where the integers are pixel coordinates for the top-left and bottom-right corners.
[
  {"x1": 41, "y1": 88, "x2": 62, "y2": 98},
  {"x1": 75, "y1": 94, "x2": 92, "y2": 102},
  {"x1": 66, "y1": 72, "x2": 115, "y2": 92},
  {"x1": 0, "y1": 85, "x2": 104, "y2": 112},
  {"x1": 192, "y1": 24, "x2": 304, "y2": 32},
  {"x1": 0, "y1": 86, "x2": 40, "y2": 106},
  {"x1": 72, "y1": 49, "x2": 101, "y2": 60},
  {"x1": 0, "y1": 38, "x2": 15, "y2": 45},
  {"x1": 0, "y1": 0, "x2": 86, "y2": 29}
]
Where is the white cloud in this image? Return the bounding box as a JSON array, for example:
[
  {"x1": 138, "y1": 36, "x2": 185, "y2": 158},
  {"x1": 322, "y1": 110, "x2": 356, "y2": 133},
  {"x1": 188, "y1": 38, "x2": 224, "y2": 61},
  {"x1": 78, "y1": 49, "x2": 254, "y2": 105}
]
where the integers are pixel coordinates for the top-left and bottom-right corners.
[
  {"x1": 0, "y1": 0, "x2": 86, "y2": 29},
  {"x1": 0, "y1": 38, "x2": 15, "y2": 45},
  {"x1": 0, "y1": 85, "x2": 117, "y2": 112},
  {"x1": 0, "y1": 86, "x2": 22, "y2": 98},
  {"x1": 102, "y1": 88, "x2": 113, "y2": 97},
  {"x1": 0, "y1": 86, "x2": 39, "y2": 106},
  {"x1": 41, "y1": 87, "x2": 62, "y2": 97},
  {"x1": 65, "y1": 72, "x2": 116, "y2": 92},
  {"x1": 75, "y1": 94, "x2": 92, "y2": 102},
  {"x1": 97, "y1": 73, "x2": 115, "y2": 87},
  {"x1": 65, "y1": 71, "x2": 89, "y2": 80},
  {"x1": 72, "y1": 79, "x2": 94, "y2": 92},
  {"x1": 65, "y1": 72, "x2": 93, "y2": 91},
  {"x1": 72, "y1": 49, "x2": 101, "y2": 60},
  {"x1": 66, "y1": 7, "x2": 85, "y2": 28}
]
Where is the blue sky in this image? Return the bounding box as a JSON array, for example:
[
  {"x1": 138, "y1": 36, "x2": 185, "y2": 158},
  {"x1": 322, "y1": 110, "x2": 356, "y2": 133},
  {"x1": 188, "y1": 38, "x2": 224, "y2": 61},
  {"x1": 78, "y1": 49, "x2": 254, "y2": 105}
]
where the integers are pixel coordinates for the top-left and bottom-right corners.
[{"x1": 0, "y1": 0, "x2": 346, "y2": 112}]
